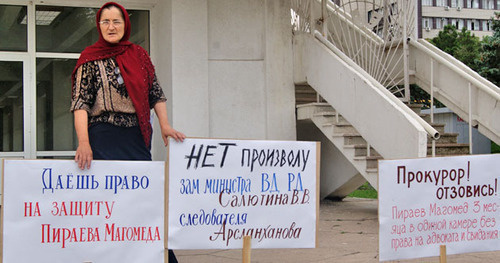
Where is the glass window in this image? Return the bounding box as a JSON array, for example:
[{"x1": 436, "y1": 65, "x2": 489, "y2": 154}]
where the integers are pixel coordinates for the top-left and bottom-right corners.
[
  {"x1": 0, "y1": 61, "x2": 24, "y2": 152},
  {"x1": 467, "y1": 0, "x2": 479, "y2": 8},
  {"x1": 36, "y1": 6, "x2": 97, "y2": 53},
  {"x1": 451, "y1": 0, "x2": 464, "y2": 7},
  {"x1": 483, "y1": 20, "x2": 490, "y2": 31},
  {"x1": 0, "y1": 5, "x2": 28, "y2": 51},
  {"x1": 436, "y1": 0, "x2": 447, "y2": 7},
  {"x1": 422, "y1": 0, "x2": 433, "y2": 6},
  {"x1": 36, "y1": 58, "x2": 77, "y2": 151},
  {"x1": 36, "y1": 6, "x2": 150, "y2": 53},
  {"x1": 458, "y1": 19, "x2": 465, "y2": 29},
  {"x1": 436, "y1": 18, "x2": 443, "y2": 29},
  {"x1": 443, "y1": 18, "x2": 449, "y2": 26},
  {"x1": 423, "y1": 18, "x2": 432, "y2": 29},
  {"x1": 487, "y1": 0, "x2": 495, "y2": 9}
]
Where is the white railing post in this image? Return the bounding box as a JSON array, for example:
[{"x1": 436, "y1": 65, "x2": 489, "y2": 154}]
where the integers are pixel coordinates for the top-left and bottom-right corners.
[
  {"x1": 308, "y1": 0, "x2": 313, "y2": 35},
  {"x1": 430, "y1": 59, "x2": 435, "y2": 157},
  {"x1": 413, "y1": 0, "x2": 419, "y2": 39},
  {"x1": 468, "y1": 82, "x2": 473, "y2": 154},
  {"x1": 403, "y1": 1, "x2": 410, "y2": 102},
  {"x1": 430, "y1": 59, "x2": 434, "y2": 124},
  {"x1": 321, "y1": 0, "x2": 327, "y2": 37}
]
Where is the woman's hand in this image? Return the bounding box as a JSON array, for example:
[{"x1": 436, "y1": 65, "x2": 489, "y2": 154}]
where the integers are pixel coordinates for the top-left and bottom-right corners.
[
  {"x1": 161, "y1": 125, "x2": 186, "y2": 146},
  {"x1": 75, "y1": 141, "x2": 93, "y2": 170},
  {"x1": 74, "y1": 110, "x2": 93, "y2": 169}
]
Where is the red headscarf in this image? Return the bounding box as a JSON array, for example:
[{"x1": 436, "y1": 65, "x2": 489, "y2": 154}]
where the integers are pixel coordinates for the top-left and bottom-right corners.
[{"x1": 72, "y1": 2, "x2": 155, "y2": 147}]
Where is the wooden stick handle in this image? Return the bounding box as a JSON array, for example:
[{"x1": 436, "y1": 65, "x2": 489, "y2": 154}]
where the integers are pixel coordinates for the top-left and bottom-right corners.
[
  {"x1": 242, "y1": 235, "x2": 251, "y2": 263},
  {"x1": 440, "y1": 245, "x2": 447, "y2": 263}
]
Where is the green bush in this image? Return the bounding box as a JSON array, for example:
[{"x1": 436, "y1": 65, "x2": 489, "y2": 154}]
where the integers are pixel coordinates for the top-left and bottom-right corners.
[{"x1": 492, "y1": 142, "x2": 500, "y2": 154}]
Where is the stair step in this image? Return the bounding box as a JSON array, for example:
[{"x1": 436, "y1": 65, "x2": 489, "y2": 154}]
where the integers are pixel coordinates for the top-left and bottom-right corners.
[
  {"x1": 295, "y1": 89, "x2": 316, "y2": 94},
  {"x1": 366, "y1": 156, "x2": 384, "y2": 170},
  {"x1": 345, "y1": 144, "x2": 381, "y2": 157},
  {"x1": 354, "y1": 155, "x2": 383, "y2": 169},
  {"x1": 323, "y1": 122, "x2": 358, "y2": 133},
  {"x1": 332, "y1": 133, "x2": 366, "y2": 145},
  {"x1": 296, "y1": 102, "x2": 332, "y2": 110},
  {"x1": 314, "y1": 111, "x2": 338, "y2": 117},
  {"x1": 420, "y1": 113, "x2": 431, "y2": 123},
  {"x1": 296, "y1": 97, "x2": 320, "y2": 105},
  {"x1": 427, "y1": 144, "x2": 470, "y2": 155},
  {"x1": 295, "y1": 85, "x2": 325, "y2": 105},
  {"x1": 406, "y1": 103, "x2": 425, "y2": 115},
  {"x1": 430, "y1": 123, "x2": 446, "y2": 134},
  {"x1": 296, "y1": 103, "x2": 334, "y2": 120},
  {"x1": 430, "y1": 133, "x2": 459, "y2": 144}
]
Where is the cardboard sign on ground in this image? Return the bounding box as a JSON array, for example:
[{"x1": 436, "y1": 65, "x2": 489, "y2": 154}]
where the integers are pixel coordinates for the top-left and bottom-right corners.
[
  {"x1": 167, "y1": 138, "x2": 320, "y2": 250},
  {"x1": 1, "y1": 159, "x2": 165, "y2": 263},
  {"x1": 379, "y1": 155, "x2": 499, "y2": 261}
]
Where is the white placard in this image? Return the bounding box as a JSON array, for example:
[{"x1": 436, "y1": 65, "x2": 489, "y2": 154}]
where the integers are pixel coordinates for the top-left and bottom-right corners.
[
  {"x1": 167, "y1": 138, "x2": 319, "y2": 249},
  {"x1": 2, "y1": 160, "x2": 165, "y2": 263},
  {"x1": 379, "y1": 155, "x2": 499, "y2": 261}
]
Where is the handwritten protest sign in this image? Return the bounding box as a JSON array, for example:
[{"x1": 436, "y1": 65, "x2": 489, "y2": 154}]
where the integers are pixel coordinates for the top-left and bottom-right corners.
[
  {"x1": 1, "y1": 160, "x2": 165, "y2": 263},
  {"x1": 167, "y1": 138, "x2": 319, "y2": 249},
  {"x1": 379, "y1": 155, "x2": 499, "y2": 261}
]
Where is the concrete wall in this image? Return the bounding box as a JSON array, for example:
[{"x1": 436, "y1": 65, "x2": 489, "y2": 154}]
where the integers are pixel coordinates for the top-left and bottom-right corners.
[{"x1": 151, "y1": 0, "x2": 296, "y2": 160}]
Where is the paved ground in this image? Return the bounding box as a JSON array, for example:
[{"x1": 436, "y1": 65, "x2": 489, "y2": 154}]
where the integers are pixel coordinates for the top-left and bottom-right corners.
[{"x1": 174, "y1": 198, "x2": 499, "y2": 263}]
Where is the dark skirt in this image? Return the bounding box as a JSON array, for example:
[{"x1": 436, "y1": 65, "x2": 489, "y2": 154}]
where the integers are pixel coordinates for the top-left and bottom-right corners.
[
  {"x1": 88, "y1": 122, "x2": 178, "y2": 263},
  {"x1": 89, "y1": 122, "x2": 151, "y2": 161}
]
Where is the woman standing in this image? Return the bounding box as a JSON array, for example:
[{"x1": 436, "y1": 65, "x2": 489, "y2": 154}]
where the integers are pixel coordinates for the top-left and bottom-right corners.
[
  {"x1": 71, "y1": 1, "x2": 185, "y2": 168},
  {"x1": 71, "y1": 2, "x2": 184, "y2": 262}
]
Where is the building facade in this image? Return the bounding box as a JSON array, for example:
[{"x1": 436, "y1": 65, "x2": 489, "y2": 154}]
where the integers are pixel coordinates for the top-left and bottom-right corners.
[
  {"x1": 0, "y1": 0, "x2": 296, "y2": 162},
  {"x1": 420, "y1": 0, "x2": 499, "y2": 39}
]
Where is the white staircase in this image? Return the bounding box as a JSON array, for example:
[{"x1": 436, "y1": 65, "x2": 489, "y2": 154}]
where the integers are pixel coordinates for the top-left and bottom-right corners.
[
  {"x1": 292, "y1": 0, "x2": 499, "y2": 199},
  {"x1": 297, "y1": 102, "x2": 379, "y2": 189},
  {"x1": 294, "y1": 32, "x2": 432, "y2": 198}
]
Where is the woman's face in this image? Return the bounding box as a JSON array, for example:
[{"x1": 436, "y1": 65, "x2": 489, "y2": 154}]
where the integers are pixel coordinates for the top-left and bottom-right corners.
[{"x1": 99, "y1": 6, "x2": 125, "y2": 44}]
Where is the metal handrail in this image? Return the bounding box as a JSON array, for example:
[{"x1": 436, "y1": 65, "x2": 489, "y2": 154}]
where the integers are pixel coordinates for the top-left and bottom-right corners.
[
  {"x1": 417, "y1": 39, "x2": 498, "y2": 90},
  {"x1": 410, "y1": 39, "x2": 500, "y2": 101},
  {"x1": 322, "y1": 0, "x2": 384, "y2": 45},
  {"x1": 314, "y1": 30, "x2": 440, "y2": 140},
  {"x1": 310, "y1": 0, "x2": 418, "y2": 100}
]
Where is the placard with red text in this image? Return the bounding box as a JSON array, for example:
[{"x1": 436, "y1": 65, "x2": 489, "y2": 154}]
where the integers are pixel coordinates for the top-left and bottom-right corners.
[
  {"x1": 2, "y1": 159, "x2": 165, "y2": 263},
  {"x1": 379, "y1": 155, "x2": 499, "y2": 261},
  {"x1": 167, "y1": 138, "x2": 319, "y2": 249}
]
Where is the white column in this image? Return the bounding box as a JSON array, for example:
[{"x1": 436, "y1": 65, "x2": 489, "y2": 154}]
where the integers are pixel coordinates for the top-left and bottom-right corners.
[{"x1": 151, "y1": 0, "x2": 209, "y2": 160}]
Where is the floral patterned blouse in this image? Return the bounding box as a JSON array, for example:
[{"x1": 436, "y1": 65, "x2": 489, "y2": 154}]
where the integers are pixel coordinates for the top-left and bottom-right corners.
[{"x1": 70, "y1": 57, "x2": 166, "y2": 127}]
